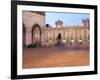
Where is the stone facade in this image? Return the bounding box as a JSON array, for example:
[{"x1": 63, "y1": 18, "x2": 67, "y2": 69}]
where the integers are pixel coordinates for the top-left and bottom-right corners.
[
  {"x1": 23, "y1": 11, "x2": 89, "y2": 47},
  {"x1": 43, "y1": 20, "x2": 89, "y2": 46},
  {"x1": 22, "y1": 11, "x2": 45, "y2": 45}
]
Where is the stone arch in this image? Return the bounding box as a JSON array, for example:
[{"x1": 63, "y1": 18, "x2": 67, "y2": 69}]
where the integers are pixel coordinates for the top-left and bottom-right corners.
[
  {"x1": 32, "y1": 23, "x2": 41, "y2": 45},
  {"x1": 23, "y1": 23, "x2": 26, "y2": 47}
]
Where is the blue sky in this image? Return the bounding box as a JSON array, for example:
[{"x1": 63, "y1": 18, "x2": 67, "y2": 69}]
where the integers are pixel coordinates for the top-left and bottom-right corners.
[{"x1": 45, "y1": 12, "x2": 90, "y2": 27}]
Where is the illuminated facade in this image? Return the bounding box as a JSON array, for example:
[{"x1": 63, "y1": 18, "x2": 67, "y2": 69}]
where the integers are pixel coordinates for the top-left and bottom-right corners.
[{"x1": 23, "y1": 11, "x2": 89, "y2": 47}]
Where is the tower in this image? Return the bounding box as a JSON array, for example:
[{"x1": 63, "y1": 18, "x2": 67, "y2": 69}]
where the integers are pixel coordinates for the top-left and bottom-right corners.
[
  {"x1": 82, "y1": 18, "x2": 89, "y2": 27},
  {"x1": 55, "y1": 20, "x2": 63, "y2": 28}
]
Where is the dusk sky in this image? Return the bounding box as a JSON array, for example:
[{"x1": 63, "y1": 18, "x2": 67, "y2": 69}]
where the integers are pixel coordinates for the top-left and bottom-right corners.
[{"x1": 45, "y1": 12, "x2": 90, "y2": 27}]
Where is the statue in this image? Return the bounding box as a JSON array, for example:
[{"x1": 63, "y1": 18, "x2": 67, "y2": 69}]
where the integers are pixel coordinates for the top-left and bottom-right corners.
[{"x1": 56, "y1": 33, "x2": 62, "y2": 45}]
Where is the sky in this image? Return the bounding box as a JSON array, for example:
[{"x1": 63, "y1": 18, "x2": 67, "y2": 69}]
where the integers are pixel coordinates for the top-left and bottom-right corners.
[{"x1": 45, "y1": 12, "x2": 90, "y2": 27}]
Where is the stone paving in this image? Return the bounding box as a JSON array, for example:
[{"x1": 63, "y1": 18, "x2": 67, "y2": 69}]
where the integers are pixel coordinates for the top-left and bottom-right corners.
[{"x1": 23, "y1": 46, "x2": 89, "y2": 69}]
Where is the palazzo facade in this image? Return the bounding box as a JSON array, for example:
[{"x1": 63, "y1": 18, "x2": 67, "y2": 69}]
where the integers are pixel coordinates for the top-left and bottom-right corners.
[{"x1": 23, "y1": 11, "x2": 89, "y2": 47}]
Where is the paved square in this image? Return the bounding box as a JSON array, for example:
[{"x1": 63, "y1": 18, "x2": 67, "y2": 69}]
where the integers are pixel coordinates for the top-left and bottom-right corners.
[{"x1": 23, "y1": 47, "x2": 89, "y2": 69}]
